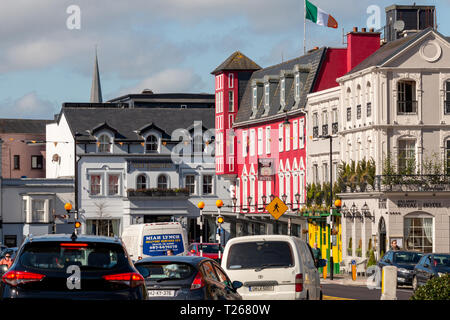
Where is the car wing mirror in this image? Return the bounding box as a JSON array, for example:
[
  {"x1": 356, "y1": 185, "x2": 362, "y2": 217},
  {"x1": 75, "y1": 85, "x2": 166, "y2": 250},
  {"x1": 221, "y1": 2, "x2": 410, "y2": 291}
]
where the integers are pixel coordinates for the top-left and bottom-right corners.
[
  {"x1": 0, "y1": 264, "x2": 8, "y2": 275},
  {"x1": 316, "y1": 259, "x2": 327, "y2": 268},
  {"x1": 423, "y1": 263, "x2": 429, "y2": 268},
  {"x1": 232, "y1": 281, "x2": 243, "y2": 290}
]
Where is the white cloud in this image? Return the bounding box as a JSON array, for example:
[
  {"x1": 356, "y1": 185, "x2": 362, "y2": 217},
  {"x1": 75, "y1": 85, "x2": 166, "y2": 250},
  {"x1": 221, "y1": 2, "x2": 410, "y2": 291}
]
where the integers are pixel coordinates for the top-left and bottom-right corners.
[
  {"x1": 117, "y1": 68, "x2": 206, "y2": 96},
  {"x1": 0, "y1": 92, "x2": 57, "y2": 119}
]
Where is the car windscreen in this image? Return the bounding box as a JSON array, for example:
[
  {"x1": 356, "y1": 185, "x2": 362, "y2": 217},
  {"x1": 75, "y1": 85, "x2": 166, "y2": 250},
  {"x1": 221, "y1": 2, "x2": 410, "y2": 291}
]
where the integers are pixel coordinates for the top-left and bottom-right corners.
[
  {"x1": 433, "y1": 254, "x2": 450, "y2": 267},
  {"x1": 226, "y1": 241, "x2": 294, "y2": 270},
  {"x1": 19, "y1": 242, "x2": 129, "y2": 271},
  {"x1": 135, "y1": 262, "x2": 196, "y2": 281},
  {"x1": 199, "y1": 244, "x2": 223, "y2": 254},
  {"x1": 394, "y1": 252, "x2": 423, "y2": 264}
]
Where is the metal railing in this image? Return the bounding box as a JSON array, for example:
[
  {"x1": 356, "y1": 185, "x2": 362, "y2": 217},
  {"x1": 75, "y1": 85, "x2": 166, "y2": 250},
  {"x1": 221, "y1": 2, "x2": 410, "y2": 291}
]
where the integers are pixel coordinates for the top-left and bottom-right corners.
[
  {"x1": 322, "y1": 124, "x2": 328, "y2": 136},
  {"x1": 397, "y1": 100, "x2": 418, "y2": 114},
  {"x1": 332, "y1": 122, "x2": 338, "y2": 134},
  {"x1": 313, "y1": 126, "x2": 319, "y2": 138}
]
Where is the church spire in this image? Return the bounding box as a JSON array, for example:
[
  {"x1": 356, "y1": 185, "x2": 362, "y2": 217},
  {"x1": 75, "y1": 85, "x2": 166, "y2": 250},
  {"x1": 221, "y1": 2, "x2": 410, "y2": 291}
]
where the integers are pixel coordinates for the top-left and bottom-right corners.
[{"x1": 90, "y1": 47, "x2": 103, "y2": 103}]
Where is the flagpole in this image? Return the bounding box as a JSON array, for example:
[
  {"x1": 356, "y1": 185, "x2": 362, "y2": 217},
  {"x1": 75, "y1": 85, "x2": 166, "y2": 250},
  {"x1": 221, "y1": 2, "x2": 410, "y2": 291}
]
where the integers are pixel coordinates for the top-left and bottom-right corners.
[{"x1": 304, "y1": 0, "x2": 306, "y2": 54}]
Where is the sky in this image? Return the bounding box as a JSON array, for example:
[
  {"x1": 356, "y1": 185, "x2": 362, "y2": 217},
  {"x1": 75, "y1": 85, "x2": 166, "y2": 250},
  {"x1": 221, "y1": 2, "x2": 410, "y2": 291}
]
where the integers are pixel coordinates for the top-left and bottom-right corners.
[{"x1": 0, "y1": 0, "x2": 449, "y2": 120}]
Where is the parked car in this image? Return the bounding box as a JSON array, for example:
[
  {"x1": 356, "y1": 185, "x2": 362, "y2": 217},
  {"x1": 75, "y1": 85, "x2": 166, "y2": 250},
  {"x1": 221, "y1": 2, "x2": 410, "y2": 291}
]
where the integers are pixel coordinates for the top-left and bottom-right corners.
[
  {"x1": 134, "y1": 255, "x2": 242, "y2": 300},
  {"x1": 412, "y1": 253, "x2": 450, "y2": 291},
  {"x1": 377, "y1": 250, "x2": 424, "y2": 286},
  {"x1": 0, "y1": 234, "x2": 147, "y2": 300},
  {"x1": 187, "y1": 243, "x2": 224, "y2": 261},
  {"x1": 221, "y1": 235, "x2": 326, "y2": 300}
]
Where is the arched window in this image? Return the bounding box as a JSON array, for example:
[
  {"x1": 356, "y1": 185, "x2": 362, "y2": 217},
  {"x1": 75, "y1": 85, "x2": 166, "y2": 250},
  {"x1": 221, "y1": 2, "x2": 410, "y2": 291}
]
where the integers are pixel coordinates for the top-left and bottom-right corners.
[
  {"x1": 146, "y1": 135, "x2": 158, "y2": 152},
  {"x1": 98, "y1": 134, "x2": 111, "y2": 153},
  {"x1": 136, "y1": 175, "x2": 147, "y2": 190},
  {"x1": 157, "y1": 175, "x2": 168, "y2": 189}
]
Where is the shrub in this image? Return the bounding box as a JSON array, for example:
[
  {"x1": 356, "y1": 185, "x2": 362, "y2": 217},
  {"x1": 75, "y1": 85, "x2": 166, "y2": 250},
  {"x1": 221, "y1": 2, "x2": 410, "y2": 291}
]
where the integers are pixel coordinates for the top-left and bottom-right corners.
[
  {"x1": 366, "y1": 249, "x2": 377, "y2": 268},
  {"x1": 410, "y1": 274, "x2": 450, "y2": 300}
]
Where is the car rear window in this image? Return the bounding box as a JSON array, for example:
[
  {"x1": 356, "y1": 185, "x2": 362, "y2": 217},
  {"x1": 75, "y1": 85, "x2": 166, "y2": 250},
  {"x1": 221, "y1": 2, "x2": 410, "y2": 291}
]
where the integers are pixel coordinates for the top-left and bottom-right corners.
[
  {"x1": 226, "y1": 241, "x2": 294, "y2": 270},
  {"x1": 433, "y1": 255, "x2": 450, "y2": 267},
  {"x1": 135, "y1": 262, "x2": 196, "y2": 281},
  {"x1": 199, "y1": 244, "x2": 223, "y2": 254},
  {"x1": 19, "y1": 242, "x2": 129, "y2": 271}
]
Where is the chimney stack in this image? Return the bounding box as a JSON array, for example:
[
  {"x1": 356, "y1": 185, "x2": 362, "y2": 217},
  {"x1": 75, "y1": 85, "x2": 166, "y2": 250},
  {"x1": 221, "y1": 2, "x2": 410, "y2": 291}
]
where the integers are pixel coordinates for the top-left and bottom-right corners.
[{"x1": 346, "y1": 27, "x2": 381, "y2": 72}]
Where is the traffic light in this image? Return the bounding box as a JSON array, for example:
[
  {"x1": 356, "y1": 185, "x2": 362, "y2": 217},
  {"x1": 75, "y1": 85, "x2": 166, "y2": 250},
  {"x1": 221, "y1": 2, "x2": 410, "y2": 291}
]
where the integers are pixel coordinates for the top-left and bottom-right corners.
[
  {"x1": 74, "y1": 221, "x2": 82, "y2": 229},
  {"x1": 216, "y1": 216, "x2": 224, "y2": 225}
]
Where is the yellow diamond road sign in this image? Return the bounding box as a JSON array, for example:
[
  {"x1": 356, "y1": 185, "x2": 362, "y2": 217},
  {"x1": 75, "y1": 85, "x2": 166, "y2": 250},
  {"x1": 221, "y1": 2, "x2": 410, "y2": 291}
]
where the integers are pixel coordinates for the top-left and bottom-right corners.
[{"x1": 265, "y1": 197, "x2": 288, "y2": 220}]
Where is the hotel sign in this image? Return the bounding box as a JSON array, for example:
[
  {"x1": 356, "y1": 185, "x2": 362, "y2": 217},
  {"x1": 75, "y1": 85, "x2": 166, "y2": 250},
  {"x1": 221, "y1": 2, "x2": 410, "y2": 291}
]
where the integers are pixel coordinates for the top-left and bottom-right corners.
[{"x1": 396, "y1": 200, "x2": 443, "y2": 208}]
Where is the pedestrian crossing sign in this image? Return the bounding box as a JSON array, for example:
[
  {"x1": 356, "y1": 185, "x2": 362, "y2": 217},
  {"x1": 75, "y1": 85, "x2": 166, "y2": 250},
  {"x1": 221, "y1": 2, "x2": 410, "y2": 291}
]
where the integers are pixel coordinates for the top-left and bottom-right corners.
[{"x1": 265, "y1": 197, "x2": 288, "y2": 220}]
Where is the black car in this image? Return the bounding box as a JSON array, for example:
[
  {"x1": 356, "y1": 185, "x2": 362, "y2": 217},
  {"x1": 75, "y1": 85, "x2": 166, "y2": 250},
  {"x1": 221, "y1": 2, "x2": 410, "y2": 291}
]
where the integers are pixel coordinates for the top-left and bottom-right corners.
[
  {"x1": 378, "y1": 250, "x2": 423, "y2": 286},
  {"x1": 134, "y1": 256, "x2": 242, "y2": 300},
  {"x1": 412, "y1": 253, "x2": 450, "y2": 291},
  {"x1": 0, "y1": 234, "x2": 148, "y2": 300}
]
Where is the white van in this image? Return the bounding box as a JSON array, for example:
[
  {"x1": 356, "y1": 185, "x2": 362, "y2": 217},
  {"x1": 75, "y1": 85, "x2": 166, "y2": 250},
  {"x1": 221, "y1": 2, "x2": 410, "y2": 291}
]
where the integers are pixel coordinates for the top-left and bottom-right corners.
[
  {"x1": 221, "y1": 235, "x2": 325, "y2": 300},
  {"x1": 121, "y1": 222, "x2": 189, "y2": 260}
]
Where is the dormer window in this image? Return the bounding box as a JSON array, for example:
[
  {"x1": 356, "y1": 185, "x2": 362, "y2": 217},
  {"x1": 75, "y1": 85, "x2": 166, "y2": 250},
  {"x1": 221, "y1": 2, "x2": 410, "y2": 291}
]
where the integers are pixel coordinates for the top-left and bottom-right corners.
[
  {"x1": 252, "y1": 87, "x2": 257, "y2": 108},
  {"x1": 265, "y1": 84, "x2": 270, "y2": 108},
  {"x1": 98, "y1": 134, "x2": 111, "y2": 153},
  {"x1": 146, "y1": 135, "x2": 158, "y2": 153},
  {"x1": 295, "y1": 74, "x2": 300, "y2": 101},
  {"x1": 280, "y1": 78, "x2": 286, "y2": 106}
]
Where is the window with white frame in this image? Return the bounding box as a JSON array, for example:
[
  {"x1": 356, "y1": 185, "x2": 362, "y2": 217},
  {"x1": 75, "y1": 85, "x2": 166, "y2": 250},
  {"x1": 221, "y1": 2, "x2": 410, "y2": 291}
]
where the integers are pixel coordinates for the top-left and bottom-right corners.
[
  {"x1": 332, "y1": 109, "x2": 338, "y2": 134},
  {"x1": 446, "y1": 140, "x2": 450, "y2": 175},
  {"x1": 108, "y1": 174, "x2": 120, "y2": 196},
  {"x1": 229, "y1": 114, "x2": 235, "y2": 127},
  {"x1": 279, "y1": 174, "x2": 284, "y2": 198},
  {"x1": 257, "y1": 128, "x2": 263, "y2": 156},
  {"x1": 31, "y1": 199, "x2": 46, "y2": 222},
  {"x1": 87, "y1": 219, "x2": 120, "y2": 237},
  {"x1": 266, "y1": 180, "x2": 271, "y2": 199},
  {"x1": 322, "y1": 111, "x2": 328, "y2": 136},
  {"x1": 280, "y1": 78, "x2": 285, "y2": 106},
  {"x1": 293, "y1": 120, "x2": 298, "y2": 150},
  {"x1": 249, "y1": 129, "x2": 256, "y2": 156},
  {"x1": 312, "y1": 113, "x2": 319, "y2": 138},
  {"x1": 229, "y1": 73, "x2": 234, "y2": 88},
  {"x1": 313, "y1": 164, "x2": 319, "y2": 184},
  {"x1": 146, "y1": 135, "x2": 158, "y2": 153},
  {"x1": 31, "y1": 155, "x2": 43, "y2": 169},
  {"x1": 295, "y1": 74, "x2": 300, "y2": 101},
  {"x1": 136, "y1": 174, "x2": 147, "y2": 190},
  {"x1": 445, "y1": 81, "x2": 450, "y2": 114},
  {"x1": 90, "y1": 174, "x2": 101, "y2": 196},
  {"x1": 278, "y1": 123, "x2": 284, "y2": 152},
  {"x1": 203, "y1": 175, "x2": 213, "y2": 194},
  {"x1": 229, "y1": 134, "x2": 234, "y2": 155},
  {"x1": 228, "y1": 91, "x2": 234, "y2": 112},
  {"x1": 300, "y1": 172, "x2": 305, "y2": 203},
  {"x1": 242, "y1": 131, "x2": 248, "y2": 157},
  {"x1": 98, "y1": 134, "x2": 111, "y2": 153},
  {"x1": 323, "y1": 163, "x2": 328, "y2": 183},
  {"x1": 185, "y1": 175, "x2": 195, "y2": 194},
  {"x1": 285, "y1": 124, "x2": 290, "y2": 151},
  {"x1": 398, "y1": 139, "x2": 416, "y2": 173},
  {"x1": 252, "y1": 87, "x2": 257, "y2": 109},
  {"x1": 265, "y1": 84, "x2": 270, "y2": 108},
  {"x1": 157, "y1": 175, "x2": 168, "y2": 189},
  {"x1": 285, "y1": 174, "x2": 291, "y2": 203},
  {"x1": 397, "y1": 80, "x2": 417, "y2": 114},
  {"x1": 299, "y1": 119, "x2": 305, "y2": 149},
  {"x1": 266, "y1": 126, "x2": 271, "y2": 154},
  {"x1": 404, "y1": 216, "x2": 433, "y2": 253},
  {"x1": 242, "y1": 178, "x2": 248, "y2": 209},
  {"x1": 216, "y1": 92, "x2": 220, "y2": 113}
]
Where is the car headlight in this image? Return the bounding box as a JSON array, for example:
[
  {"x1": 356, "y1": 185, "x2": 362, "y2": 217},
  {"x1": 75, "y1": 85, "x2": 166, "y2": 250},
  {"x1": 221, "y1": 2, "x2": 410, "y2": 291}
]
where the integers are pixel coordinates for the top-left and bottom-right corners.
[
  {"x1": 398, "y1": 268, "x2": 410, "y2": 273},
  {"x1": 438, "y1": 272, "x2": 445, "y2": 277}
]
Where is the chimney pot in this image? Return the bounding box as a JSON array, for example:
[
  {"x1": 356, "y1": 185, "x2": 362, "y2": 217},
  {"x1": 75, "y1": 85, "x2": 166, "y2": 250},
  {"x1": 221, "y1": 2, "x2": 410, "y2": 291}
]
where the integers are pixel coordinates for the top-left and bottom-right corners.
[
  {"x1": 353, "y1": 27, "x2": 358, "y2": 32},
  {"x1": 369, "y1": 28, "x2": 374, "y2": 32},
  {"x1": 362, "y1": 28, "x2": 367, "y2": 32}
]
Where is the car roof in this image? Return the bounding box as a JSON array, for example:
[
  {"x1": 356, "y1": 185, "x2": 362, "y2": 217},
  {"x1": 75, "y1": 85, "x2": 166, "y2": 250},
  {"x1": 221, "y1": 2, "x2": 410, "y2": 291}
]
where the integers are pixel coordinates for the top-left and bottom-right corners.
[
  {"x1": 226, "y1": 234, "x2": 301, "y2": 243},
  {"x1": 134, "y1": 255, "x2": 212, "y2": 265},
  {"x1": 23, "y1": 234, "x2": 122, "y2": 244},
  {"x1": 191, "y1": 243, "x2": 220, "y2": 245}
]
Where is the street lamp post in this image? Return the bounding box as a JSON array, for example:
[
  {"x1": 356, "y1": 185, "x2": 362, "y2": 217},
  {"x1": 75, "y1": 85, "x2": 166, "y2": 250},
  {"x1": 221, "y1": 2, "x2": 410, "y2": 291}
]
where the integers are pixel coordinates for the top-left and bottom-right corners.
[
  {"x1": 216, "y1": 199, "x2": 224, "y2": 260},
  {"x1": 197, "y1": 201, "x2": 205, "y2": 257}
]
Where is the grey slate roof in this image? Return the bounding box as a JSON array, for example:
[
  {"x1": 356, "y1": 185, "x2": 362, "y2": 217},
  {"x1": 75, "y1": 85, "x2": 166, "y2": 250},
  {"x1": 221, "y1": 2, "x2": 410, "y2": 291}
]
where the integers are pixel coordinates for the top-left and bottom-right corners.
[
  {"x1": 0, "y1": 119, "x2": 53, "y2": 134},
  {"x1": 233, "y1": 47, "x2": 326, "y2": 127},
  {"x1": 62, "y1": 106, "x2": 215, "y2": 141},
  {"x1": 211, "y1": 51, "x2": 262, "y2": 75},
  {"x1": 346, "y1": 28, "x2": 435, "y2": 75}
]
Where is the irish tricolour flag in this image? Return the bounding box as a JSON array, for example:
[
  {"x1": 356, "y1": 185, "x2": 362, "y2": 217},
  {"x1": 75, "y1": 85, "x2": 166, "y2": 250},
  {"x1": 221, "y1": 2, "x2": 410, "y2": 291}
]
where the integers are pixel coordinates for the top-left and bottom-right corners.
[{"x1": 305, "y1": 0, "x2": 338, "y2": 29}]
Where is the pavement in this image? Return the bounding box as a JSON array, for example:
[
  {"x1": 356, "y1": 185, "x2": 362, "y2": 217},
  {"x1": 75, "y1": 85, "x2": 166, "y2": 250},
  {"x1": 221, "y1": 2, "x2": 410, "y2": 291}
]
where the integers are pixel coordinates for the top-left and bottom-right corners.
[{"x1": 320, "y1": 273, "x2": 373, "y2": 287}]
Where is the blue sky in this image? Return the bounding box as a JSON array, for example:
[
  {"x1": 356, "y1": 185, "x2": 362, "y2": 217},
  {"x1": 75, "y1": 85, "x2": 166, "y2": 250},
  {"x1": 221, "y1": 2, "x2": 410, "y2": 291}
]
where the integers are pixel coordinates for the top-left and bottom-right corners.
[{"x1": 0, "y1": 0, "x2": 448, "y2": 120}]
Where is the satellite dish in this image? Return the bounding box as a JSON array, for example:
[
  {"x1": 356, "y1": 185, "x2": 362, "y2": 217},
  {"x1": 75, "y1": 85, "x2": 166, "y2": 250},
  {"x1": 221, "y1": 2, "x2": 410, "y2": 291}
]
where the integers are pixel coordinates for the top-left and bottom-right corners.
[{"x1": 394, "y1": 20, "x2": 405, "y2": 32}]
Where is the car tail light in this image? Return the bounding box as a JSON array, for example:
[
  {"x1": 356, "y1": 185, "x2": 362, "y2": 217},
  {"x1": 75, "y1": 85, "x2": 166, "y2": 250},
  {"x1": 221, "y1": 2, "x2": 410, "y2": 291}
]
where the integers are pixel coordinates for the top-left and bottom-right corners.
[
  {"x1": 295, "y1": 273, "x2": 303, "y2": 292},
  {"x1": 60, "y1": 243, "x2": 89, "y2": 249},
  {"x1": 190, "y1": 272, "x2": 205, "y2": 290},
  {"x1": 2, "y1": 271, "x2": 45, "y2": 287},
  {"x1": 103, "y1": 272, "x2": 144, "y2": 288}
]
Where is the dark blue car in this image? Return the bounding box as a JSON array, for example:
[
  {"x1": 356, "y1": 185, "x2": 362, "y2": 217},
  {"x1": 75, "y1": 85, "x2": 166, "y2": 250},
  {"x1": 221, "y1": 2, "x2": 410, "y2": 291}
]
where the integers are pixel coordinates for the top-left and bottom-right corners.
[
  {"x1": 378, "y1": 250, "x2": 423, "y2": 286},
  {"x1": 134, "y1": 256, "x2": 242, "y2": 300},
  {"x1": 412, "y1": 253, "x2": 450, "y2": 291}
]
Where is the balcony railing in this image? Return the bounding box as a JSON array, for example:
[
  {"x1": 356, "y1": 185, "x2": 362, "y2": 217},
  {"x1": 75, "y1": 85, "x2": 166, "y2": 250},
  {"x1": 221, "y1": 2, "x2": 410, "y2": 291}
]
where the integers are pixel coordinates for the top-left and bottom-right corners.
[
  {"x1": 127, "y1": 188, "x2": 190, "y2": 198},
  {"x1": 397, "y1": 100, "x2": 418, "y2": 114},
  {"x1": 337, "y1": 175, "x2": 450, "y2": 193},
  {"x1": 332, "y1": 122, "x2": 338, "y2": 134},
  {"x1": 322, "y1": 124, "x2": 328, "y2": 136},
  {"x1": 313, "y1": 126, "x2": 319, "y2": 138}
]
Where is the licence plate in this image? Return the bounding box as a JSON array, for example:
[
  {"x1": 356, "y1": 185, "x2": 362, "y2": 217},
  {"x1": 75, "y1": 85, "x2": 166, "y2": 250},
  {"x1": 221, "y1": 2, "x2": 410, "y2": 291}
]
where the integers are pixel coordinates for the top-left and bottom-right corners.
[
  {"x1": 147, "y1": 290, "x2": 175, "y2": 297},
  {"x1": 249, "y1": 286, "x2": 274, "y2": 292}
]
